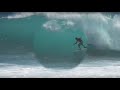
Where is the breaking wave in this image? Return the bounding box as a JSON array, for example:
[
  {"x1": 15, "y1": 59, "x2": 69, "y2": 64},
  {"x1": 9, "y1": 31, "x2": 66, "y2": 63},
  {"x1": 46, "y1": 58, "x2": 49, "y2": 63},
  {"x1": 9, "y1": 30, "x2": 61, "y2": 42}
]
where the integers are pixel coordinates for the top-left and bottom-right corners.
[{"x1": 1, "y1": 12, "x2": 120, "y2": 57}]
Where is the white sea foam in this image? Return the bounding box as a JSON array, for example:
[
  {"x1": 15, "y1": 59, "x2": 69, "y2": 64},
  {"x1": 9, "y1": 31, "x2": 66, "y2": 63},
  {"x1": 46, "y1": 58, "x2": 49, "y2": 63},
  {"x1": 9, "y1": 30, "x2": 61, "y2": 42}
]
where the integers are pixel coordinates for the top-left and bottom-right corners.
[
  {"x1": 2, "y1": 12, "x2": 34, "y2": 19},
  {"x1": 1, "y1": 63, "x2": 120, "y2": 78}
]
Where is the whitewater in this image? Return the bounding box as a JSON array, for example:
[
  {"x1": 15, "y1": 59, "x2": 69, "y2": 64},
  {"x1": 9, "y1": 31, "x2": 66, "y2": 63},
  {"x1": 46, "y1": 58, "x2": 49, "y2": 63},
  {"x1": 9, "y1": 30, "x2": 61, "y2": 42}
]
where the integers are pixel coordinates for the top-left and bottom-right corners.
[{"x1": 0, "y1": 12, "x2": 120, "y2": 78}]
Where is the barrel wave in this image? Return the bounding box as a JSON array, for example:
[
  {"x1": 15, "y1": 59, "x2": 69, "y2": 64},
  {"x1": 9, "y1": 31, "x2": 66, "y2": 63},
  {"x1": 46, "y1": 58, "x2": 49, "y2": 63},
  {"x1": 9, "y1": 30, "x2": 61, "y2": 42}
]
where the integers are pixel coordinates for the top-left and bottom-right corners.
[
  {"x1": 34, "y1": 19, "x2": 87, "y2": 68},
  {"x1": 0, "y1": 13, "x2": 87, "y2": 68},
  {"x1": 1, "y1": 12, "x2": 120, "y2": 69}
]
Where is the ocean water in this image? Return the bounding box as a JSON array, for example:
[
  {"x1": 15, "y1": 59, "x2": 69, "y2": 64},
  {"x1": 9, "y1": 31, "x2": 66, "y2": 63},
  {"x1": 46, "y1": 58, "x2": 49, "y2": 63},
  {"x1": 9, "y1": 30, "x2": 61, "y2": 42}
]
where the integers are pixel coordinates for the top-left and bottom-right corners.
[{"x1": 0, "y1": 12, "x2": 120, "y2": 78}]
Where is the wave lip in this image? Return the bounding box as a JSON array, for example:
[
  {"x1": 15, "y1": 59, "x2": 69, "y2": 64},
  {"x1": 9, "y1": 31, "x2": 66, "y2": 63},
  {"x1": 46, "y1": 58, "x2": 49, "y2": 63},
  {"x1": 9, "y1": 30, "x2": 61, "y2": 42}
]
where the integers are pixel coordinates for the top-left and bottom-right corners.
[{"x1": 2, "y1": 12, "x2": 35, "y2": 19}]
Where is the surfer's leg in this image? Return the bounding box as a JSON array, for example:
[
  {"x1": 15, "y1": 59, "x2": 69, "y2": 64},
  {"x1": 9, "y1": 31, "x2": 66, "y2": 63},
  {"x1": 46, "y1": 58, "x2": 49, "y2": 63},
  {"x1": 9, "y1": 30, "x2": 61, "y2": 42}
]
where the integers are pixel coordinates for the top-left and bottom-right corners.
[
  {"x1": 78, "y1": 43, "x2": 81, "y2": 50},
  {"x1": 83, "y1": 45, "x2": 87, "y2": 48},
  {"x1": 81, "y1": 43, "x2": 87, "y2": 48}
]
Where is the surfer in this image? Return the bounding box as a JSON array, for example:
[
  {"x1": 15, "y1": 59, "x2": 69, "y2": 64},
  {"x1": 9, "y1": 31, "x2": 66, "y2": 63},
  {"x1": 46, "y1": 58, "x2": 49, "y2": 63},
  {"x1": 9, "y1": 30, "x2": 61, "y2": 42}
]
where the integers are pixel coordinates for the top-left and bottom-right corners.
[{"x1": 74, "y1": 37, "x2": 87, "y2": 49}]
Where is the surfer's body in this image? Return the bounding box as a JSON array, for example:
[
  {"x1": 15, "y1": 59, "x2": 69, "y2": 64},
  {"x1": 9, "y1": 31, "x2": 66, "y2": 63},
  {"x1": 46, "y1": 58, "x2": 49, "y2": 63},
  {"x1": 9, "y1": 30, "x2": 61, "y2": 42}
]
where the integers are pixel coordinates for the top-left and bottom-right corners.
[{"x1": 74, "y1": 37, "x2": 87, "y2": 49}]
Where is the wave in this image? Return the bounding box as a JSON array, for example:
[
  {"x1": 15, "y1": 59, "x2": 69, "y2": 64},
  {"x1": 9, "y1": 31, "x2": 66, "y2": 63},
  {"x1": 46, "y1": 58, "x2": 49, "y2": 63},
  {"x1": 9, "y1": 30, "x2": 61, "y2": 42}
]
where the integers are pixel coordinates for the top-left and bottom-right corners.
[
  {"x1": 43, "y1": 13, "x2": 120, "y2": 57},
  {"x1": 1, "y1": 12, "x2": 35, "y2": 19},
  {"x1": 2, "y1": 12, "x2": 120, "y2": 56},
  {"x1": 43, "y1": 13, "x2": 120, "y2": 51},
  {"x1": 1, "y1": 12, "x2": 82, "y2": 19},
  {"x1": 86, "y1": 44, "x2": 120, "y2": 57}
]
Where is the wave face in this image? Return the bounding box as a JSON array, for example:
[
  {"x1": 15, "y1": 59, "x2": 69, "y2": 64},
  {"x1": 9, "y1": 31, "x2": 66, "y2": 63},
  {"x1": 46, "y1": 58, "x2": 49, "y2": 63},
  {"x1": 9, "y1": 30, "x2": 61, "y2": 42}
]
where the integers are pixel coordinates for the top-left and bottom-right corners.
[
  {"x1": 45, "y1": 12, "x2": 120, "y2": 51},
  {"x1": 0, "y1": 12, "x2": 120, "y2": 57}
]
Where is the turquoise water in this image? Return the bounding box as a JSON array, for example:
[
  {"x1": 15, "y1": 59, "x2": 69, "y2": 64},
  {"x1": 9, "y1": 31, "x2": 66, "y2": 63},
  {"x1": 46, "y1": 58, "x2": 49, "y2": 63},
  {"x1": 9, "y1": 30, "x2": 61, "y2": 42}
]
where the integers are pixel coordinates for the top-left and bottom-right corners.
[
  {"x1": 0, "y1": 14, "x2": 87, "y2": 68},
  {"x1": 1, "y1": 13, "x2": 120, "y2": 77}
]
